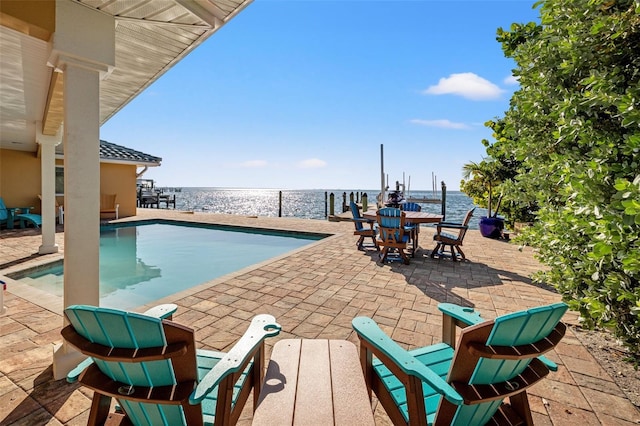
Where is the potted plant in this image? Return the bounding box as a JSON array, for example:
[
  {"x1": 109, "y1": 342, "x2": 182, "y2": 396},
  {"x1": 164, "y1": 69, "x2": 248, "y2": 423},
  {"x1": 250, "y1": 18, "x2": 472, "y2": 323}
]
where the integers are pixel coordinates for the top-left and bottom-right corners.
[{"x1": 461, "y1": 159, "x2": 506, "y2": 239}]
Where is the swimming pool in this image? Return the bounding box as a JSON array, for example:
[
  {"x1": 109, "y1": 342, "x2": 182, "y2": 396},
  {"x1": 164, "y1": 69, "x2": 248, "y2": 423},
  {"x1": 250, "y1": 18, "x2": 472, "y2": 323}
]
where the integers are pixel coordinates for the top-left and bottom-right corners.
[{"x1": 11, "y1": 220, "x2": 326, "y2": 310}]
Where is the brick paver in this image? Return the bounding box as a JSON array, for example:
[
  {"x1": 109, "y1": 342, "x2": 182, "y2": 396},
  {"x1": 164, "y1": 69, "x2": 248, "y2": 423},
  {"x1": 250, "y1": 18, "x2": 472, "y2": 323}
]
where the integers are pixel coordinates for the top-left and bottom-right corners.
[{"x1": 1, "y1": 209, "x2": 639, "y2": 425}]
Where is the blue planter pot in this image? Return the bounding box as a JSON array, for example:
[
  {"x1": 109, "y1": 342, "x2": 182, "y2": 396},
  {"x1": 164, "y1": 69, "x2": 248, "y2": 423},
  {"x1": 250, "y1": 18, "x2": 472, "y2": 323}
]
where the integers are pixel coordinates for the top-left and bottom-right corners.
[{"x1": 479, "y1": 216, "x2": 505, "y2": 239}]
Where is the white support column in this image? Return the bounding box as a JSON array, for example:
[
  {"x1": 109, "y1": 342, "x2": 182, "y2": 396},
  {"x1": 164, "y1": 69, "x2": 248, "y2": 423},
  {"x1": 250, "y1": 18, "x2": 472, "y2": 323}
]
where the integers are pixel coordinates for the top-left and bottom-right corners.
[
  {"x1": 50, "y1": 0, "x2": 115, "y2": 380},
  {"x1": 36, "y1": 126, "x2": 61, "y2": 254}
]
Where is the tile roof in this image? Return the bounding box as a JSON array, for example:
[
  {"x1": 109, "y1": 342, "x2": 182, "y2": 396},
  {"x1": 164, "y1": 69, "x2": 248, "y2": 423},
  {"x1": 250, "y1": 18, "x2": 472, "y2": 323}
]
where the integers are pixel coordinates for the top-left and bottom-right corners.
[{"x1": 99, "y1": 140, "x2": 162, "y2": 166}]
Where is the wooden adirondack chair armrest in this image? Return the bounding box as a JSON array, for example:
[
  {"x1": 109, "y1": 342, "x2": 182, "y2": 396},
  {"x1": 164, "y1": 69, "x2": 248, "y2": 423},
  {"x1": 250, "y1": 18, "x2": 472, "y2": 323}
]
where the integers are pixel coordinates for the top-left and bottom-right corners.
[
  {"x1": 67, "y1": 357, "x2": 95, "y2": 383},
  {"x1": 61, "y1": 325, "x2": 189, "y2": 362},
  {"x1": 438, "y1": 303, "x2": 484, "y2": 326},
  {"x1": 537, "y1": 355, "x2": 559, "y2": 371},
  {"x1": 353, "y1": 217, "x2": 372, "y2": 224},
  {"x1": 438, "y1": 303, "x2": 484, "y2": 347},
  {"x1": 190, "y1": 314, "x2": 281, "y2": 404},
  {"x1": 436, "y1": 223, "x2": 467, "y2": 232},
  {"x1": 438, "y1": 221, "x2": 463, "y2": 226},
  {"x1": 143, "y1": 303, "x2": 178, "y2": 320},
  {"x1": 353, "y1": 217, "x2": 376, "y2": 229},
  {"x1": 352, "y1": 317, "x2": 463, "y2": 406},
  {"x1": 9, "y1": 206, "x2": 34, "y2": 214}
]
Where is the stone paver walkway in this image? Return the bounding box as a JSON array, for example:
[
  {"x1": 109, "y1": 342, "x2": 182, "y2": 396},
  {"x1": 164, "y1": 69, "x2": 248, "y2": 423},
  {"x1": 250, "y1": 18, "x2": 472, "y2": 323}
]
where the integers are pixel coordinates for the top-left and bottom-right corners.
[{"x1": 1, "y1": 209, "x2": 639, "y2": 425}]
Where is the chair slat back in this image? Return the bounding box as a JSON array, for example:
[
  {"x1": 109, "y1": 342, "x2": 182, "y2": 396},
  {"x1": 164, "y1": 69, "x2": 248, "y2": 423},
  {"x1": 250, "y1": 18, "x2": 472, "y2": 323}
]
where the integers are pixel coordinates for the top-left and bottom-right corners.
[
  {"x1": 65, "y1": 305, "x2": 177, "y2": 387},
  {"x1": 119, "y1": 401, "x2": 186, "y2": 425},
  {"x1": 377, "y1": 208, "x2": 406, "y2": 242},
  {"x1": 470, "y1": 302, "x2": 567, "y2": 384},
  {"x1": 350, "y1": 201, "x2": 365, "y2": 231},
  {"x1": 455, "y1": 208, "x2": 475, "y2": 241},
  {"x1": 446, "y1": 303, "x2": 568, "y2": 425},
  {"x1": 100, "y1": 193, "x2": 117, "y2": 208},
  {"x1": 461, "y1": 208, "x2": 475, "y2": 227},
  {"x1": 400, "y1": 202, "x2": 421, "y2": 212}
]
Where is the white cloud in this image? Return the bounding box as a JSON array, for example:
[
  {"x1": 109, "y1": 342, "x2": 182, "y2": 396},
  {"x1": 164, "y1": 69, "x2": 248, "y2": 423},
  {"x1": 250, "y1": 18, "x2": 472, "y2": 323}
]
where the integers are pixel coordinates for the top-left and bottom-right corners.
[
  {"x1": 503, "y1": 75, "x2": 519, "y2": 85},
  {"x1": 423, "y1": 72, "x2": 504, "y2": 100},
  {"x1": 297, "y1": 158, "x2": 327, "y2": 169},
  {"x1": 409, "y1": 119, "x2": 469, "y2": 129},
  {"x1": 240, "y1": 160, "x2": 267, "y2": 168}
]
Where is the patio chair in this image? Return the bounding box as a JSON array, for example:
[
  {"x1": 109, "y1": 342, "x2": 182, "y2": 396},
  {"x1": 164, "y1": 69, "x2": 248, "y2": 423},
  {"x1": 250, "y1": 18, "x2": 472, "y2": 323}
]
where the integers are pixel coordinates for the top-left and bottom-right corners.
[
  {"x1": 62, "y1": 304, "x2": 281, "y2": 426},
  {"x1": 376, "y1": 207, "x2": 411, "y2": 264},
  {"x1": 0, "y1": 197, "x2": 42, "y2": 229},
  {"x1": 100, "y1": 193, "x2": 119, "y2": 219},
  {"x1": 352, "y1": 302, "x2": 568, "y2": 426},
  {"x1": 400, "y1": 202, "x2": 421, "y2": 254},
  {"x1": 431, "y1": 208, "x2": 475, "y2": 261},
  {"x1": 350, "y1": 201, "x2": 378, "y2": 251}
]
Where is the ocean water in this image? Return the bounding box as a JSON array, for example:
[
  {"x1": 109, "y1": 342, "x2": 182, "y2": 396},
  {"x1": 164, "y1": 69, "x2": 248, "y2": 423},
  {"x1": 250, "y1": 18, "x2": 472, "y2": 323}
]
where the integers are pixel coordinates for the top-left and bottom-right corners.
[{"x1": 165, "y1": 188, "x2": 483, "y2": 229}]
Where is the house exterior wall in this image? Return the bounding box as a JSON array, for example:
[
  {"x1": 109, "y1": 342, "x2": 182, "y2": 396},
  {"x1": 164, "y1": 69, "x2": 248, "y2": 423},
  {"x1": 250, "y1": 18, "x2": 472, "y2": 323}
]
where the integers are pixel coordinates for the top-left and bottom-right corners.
[
  {"x1": 100, "y1": 162, "x2": 137, "y2": 217},
  {"x1": 0, "y1": 149, "x2": 42, "y2": 210},
  {"x1": 0, "y1": 148, "x2": 137, "y2": 217}
]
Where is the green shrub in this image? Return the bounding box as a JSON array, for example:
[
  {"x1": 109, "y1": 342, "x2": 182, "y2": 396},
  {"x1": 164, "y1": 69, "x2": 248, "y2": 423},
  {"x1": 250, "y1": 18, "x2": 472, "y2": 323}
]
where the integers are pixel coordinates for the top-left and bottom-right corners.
[{"x1": 486, "y1": 0, "x2": 640, "y2": 357}]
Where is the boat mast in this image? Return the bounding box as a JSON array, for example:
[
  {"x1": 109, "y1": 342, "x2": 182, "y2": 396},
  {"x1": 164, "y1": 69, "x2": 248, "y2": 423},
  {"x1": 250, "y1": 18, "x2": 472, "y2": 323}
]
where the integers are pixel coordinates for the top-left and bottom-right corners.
[{"x1": 380, "y1": 144, "x2": 386, "y2": 207}]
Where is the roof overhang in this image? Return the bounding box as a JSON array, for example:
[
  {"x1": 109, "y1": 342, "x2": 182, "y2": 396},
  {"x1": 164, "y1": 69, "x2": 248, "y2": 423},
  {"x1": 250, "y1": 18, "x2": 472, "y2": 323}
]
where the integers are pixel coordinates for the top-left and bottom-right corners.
[{"x1": 0, "y1": 0, "x2": 253, "y2": 153}]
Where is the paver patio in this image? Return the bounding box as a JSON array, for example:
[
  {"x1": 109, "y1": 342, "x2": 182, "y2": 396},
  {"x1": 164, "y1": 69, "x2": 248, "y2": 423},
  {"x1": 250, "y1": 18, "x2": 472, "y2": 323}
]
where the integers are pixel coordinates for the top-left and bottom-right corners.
[{"x1": 1, "y1": 209, "x2": 639, "y2": 425}]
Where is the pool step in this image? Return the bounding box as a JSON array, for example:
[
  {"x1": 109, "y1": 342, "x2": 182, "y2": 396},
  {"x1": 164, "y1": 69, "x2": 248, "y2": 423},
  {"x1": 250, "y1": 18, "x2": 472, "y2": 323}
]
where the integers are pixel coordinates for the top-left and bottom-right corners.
[{"x1": 19, "y1": 274, "x2": 63, "y2": 294}]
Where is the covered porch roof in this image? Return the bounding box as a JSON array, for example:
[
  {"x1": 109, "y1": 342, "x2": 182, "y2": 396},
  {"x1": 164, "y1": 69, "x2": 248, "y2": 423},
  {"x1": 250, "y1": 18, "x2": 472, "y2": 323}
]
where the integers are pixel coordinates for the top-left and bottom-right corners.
[
  {"x1": 0, "y1": 0, "x2": 252, "y2": 153},
  {"x1": 1, "y1": 0, "x2": 253, "y2": 380}
]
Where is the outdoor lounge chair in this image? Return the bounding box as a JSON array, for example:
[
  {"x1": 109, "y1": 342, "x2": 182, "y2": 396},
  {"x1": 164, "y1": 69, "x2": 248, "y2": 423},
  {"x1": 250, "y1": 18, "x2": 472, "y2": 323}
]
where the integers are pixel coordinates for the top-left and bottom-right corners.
[
  {"x1": 350, "y1": 201, "x2": 378, "y2": 251},
  {"x1": 100, "y1": 193, "x2": 119, "y2": 219},
  {"x1": 431, "y1": 207, "x2": 475, "y2": 261},
  {"x1": 62, "y1": 304, "x2": 281, "y2": 426},
  {"x1": 0, "y1": 197, "x2": 42, "y2": 229},
  {"x1": 352, "y1": 302, "x2": 568, "y2": 426},
  {"x1": 376, "y1": 207, "x2": 411, "y2": 264}
]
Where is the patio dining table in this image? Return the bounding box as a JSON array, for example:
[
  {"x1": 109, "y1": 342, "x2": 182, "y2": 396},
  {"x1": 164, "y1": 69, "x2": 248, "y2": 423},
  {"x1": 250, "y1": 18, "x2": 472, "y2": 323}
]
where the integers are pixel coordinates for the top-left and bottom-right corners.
[{"x1": 363, "y1": 209, "x2": 443, "y2": 252}]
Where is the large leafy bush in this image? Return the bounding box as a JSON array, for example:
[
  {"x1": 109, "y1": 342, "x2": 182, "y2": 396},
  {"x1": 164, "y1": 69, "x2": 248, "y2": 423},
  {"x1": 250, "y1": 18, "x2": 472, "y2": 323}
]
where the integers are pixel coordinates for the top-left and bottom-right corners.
[{"x1": 487, "y1": 0, "x2": 640, "y2": 356}]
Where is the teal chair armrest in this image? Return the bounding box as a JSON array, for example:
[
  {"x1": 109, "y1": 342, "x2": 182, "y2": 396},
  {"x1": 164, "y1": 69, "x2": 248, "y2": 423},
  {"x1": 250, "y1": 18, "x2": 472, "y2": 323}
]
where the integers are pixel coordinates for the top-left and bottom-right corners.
[
  {"x1": 438, "y1": 303, "x2": 484, "y2": 327},
  {"x1": 143, "y1": 303, "x2": 178, "y2": 319},
  {"x1": 352, "y1": 317, "x2": 463, "y2": 406},
  {"x1": 538, "y1": 355, "x2": 558, "y2": 371},
  {"x1": 190, "y1": 314, "x2": 281, "y2": 404},
  {"x1": 66, "y1": 357, "x2": 94, "y2": 383},
  {"x1": 12, "y1": 207, "x2": 34, "y2": 214}
]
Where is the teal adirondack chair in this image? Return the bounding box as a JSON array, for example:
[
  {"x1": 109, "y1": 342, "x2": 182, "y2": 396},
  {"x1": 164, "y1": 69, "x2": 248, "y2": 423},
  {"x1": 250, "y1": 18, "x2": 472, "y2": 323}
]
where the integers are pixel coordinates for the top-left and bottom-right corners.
[
  {"x1": 376, "y1": 207, "x2": 411, "y2": 264},
  {"x1": 352, "y1": 302, "x2": 568, "y2": 425},
  {"x1": 350, "y1": 201, "x2": 378, "y2": 251},
  {"x1": 0, "y1": 197, "x2": 42, "y2": 229},
  {"x1": 62, "y1": 304, "x2": 281, "y2": 426}
]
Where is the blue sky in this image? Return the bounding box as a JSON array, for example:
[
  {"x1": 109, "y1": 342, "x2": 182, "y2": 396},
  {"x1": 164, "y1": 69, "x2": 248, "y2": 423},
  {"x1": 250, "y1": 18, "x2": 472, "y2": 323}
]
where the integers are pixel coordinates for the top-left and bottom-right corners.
[{"x1": 100, "y1": 0, "x2": 540, "y2": 191}]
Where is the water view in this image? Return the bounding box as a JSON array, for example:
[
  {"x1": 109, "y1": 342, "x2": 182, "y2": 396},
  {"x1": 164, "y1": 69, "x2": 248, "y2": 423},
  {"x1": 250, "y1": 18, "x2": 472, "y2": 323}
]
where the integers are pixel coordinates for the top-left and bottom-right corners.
[{"x1": 163, "y1": 188, "x2": 483, "y2": 229}]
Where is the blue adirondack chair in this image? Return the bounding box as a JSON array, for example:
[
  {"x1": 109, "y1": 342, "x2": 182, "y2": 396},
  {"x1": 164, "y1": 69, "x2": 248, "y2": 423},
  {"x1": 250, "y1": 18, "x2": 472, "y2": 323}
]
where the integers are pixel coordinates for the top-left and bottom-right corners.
[
  {"x1": 400, "y1": 202, "x2": 421, "y2": 253},
  {"x1": 350, "y1": 201, "x2": 378, "y2": 251},
  {"x1": 0, "y1": 197, "x2": 42, "y2": 229},
  {"x1": 376, "y1": 207, "x2": 411, "y2": 264},
  {"x1": 352, "y1": 302, "x2": 568, "y2": 425},
  {"x1": 62, "y1": 304, "x2": 281, "y2": 426}
]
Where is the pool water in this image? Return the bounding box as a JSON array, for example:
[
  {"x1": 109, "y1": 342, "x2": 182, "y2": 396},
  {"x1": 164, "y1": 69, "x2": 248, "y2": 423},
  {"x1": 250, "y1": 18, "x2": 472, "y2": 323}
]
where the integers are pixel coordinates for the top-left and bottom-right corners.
[{"x1": 15, "y1": 221, "x2": 324, "y2": 310}]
